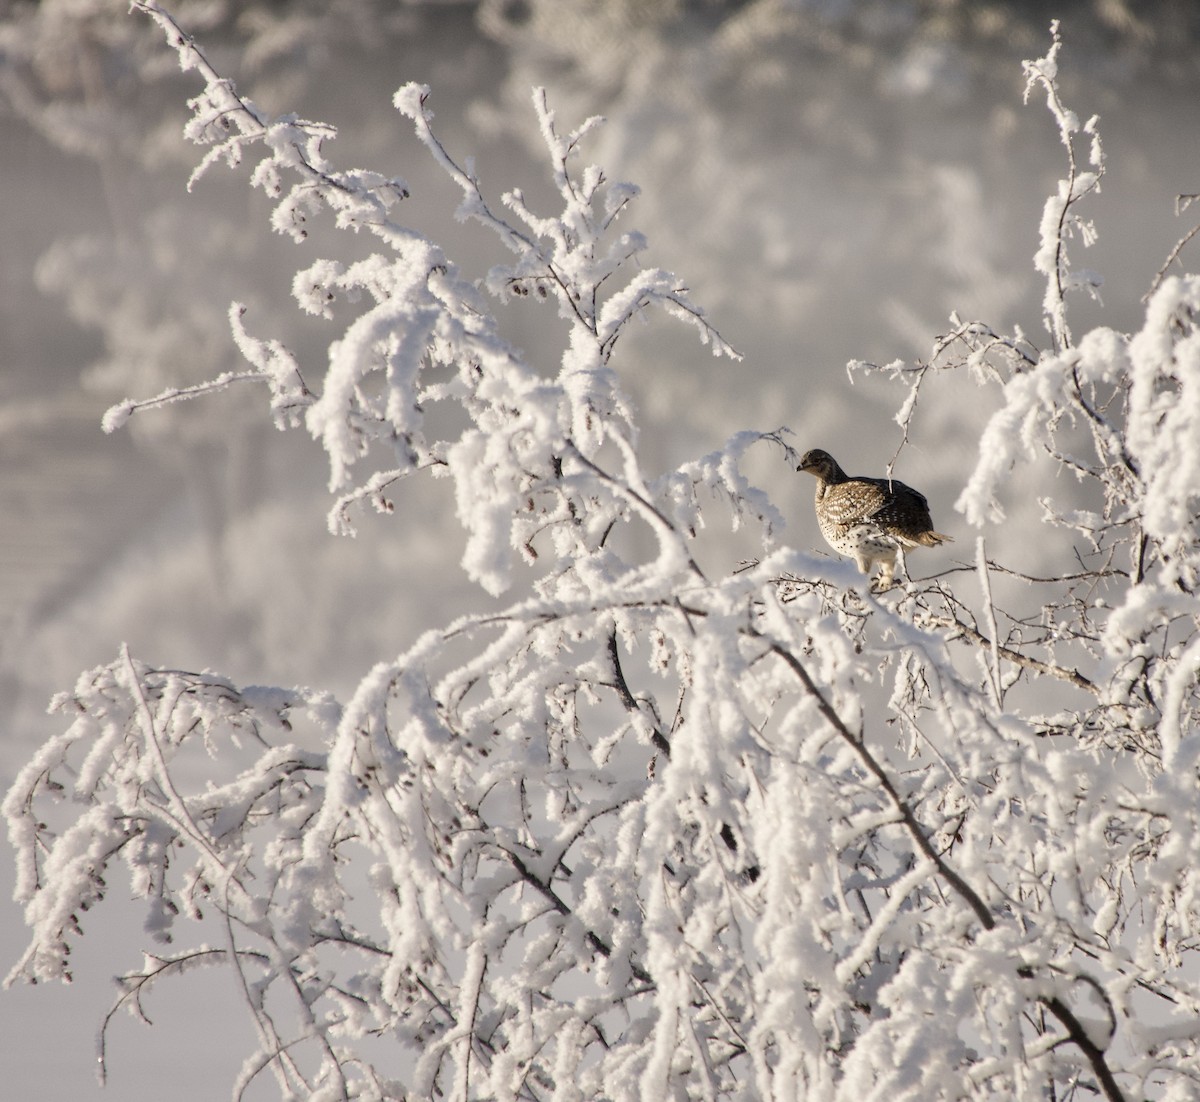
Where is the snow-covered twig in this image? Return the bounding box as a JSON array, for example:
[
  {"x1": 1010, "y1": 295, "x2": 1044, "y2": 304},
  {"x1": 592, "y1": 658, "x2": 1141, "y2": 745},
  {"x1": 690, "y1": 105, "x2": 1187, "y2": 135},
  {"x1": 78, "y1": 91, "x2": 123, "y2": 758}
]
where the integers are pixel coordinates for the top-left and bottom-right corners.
[{"x1": 1023, "y1": 20, "x2": 1105, "y2": 352}]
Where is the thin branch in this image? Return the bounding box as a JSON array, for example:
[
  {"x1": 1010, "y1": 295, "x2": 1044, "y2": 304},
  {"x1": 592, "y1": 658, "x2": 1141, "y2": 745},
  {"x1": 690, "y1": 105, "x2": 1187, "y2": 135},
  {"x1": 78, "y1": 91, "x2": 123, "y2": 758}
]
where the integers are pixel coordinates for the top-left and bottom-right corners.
[
  {"x1": 755, "y1": 626, "x2": 1127, "y2": 1101},
  {"x1": 1145, "y1": 197, "x2": 1200, "y2": 301},
  {"x1": 607, "y1": 628, "x2": 671, "y2": 757},
  {"x1": 754, "y1": 630, "x2": 996, "y2": 932},
  {"x1": 501, "y1": 844, "x2": 653, "y2": 986},
  {"x1": 922, "y1": 612, "x2": 1097, "y2": 694},
  {"x1": 102, "y1": 371, "x2": 266, "y2": 433},
  {"x1": 975, "y1": 538, "x2": 1004, "y2": 708},
  {"x1": 1039, "y1": 993, "x2": 1127, "y2": 1102}
]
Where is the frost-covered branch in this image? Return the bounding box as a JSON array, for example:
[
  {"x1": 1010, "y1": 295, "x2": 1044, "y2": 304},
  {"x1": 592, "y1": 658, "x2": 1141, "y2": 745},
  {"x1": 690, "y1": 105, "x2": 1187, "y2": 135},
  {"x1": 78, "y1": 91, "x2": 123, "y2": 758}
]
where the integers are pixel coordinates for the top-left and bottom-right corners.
[
  {"x1": 1146, "y1": 194, "x2": 1200, "y2": 301},
  {"x1": 1023, "y1": 20, "x2": 1105, "y2": 352}
]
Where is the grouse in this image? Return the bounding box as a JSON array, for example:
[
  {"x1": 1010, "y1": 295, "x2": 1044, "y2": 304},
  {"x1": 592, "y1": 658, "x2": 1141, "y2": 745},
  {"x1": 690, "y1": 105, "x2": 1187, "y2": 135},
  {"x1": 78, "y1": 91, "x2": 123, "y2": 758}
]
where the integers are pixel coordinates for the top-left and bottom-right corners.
[{"x1": 797, "y1": 448, "x2": 952, "y2": 590}]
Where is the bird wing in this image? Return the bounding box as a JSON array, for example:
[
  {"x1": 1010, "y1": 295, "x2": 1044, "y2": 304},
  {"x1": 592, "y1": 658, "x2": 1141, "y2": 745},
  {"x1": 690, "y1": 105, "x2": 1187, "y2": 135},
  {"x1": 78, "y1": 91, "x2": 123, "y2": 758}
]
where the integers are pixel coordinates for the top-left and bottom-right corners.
[
  {"x1": 860, "y1": 477, "x2": 936, "y2": 538},
  {"x1": 821, "y1": 480, "x2": 890, "y2": 526}
]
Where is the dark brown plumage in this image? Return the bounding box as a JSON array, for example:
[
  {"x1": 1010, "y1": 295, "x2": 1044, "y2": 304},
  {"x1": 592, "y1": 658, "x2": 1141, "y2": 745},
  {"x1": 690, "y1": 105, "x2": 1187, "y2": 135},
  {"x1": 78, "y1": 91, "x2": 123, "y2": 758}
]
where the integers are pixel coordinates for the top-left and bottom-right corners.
[{"x1": 797, "y1": 448, "x2": 952, "y2": 590}]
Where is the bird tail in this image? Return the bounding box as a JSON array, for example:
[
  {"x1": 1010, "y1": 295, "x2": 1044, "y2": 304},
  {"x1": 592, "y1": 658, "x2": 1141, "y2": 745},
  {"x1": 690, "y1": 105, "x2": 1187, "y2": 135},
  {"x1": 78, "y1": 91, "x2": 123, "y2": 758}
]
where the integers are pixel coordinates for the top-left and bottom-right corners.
[{"x1": 916, "y1": 531, "x2": 953, "y2": 547}]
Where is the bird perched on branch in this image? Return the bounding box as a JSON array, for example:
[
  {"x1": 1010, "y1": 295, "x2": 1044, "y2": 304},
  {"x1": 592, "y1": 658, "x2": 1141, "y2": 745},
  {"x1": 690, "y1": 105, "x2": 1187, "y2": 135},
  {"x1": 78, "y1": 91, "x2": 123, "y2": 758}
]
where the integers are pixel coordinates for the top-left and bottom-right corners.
[{"x1": 796, "y1": 448, "x2": 952, "y2": 591}]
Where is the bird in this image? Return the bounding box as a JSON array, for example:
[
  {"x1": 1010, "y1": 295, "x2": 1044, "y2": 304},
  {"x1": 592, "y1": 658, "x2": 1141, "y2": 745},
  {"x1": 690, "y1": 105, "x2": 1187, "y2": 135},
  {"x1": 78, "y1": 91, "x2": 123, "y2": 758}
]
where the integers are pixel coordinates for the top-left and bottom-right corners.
[{"x1": 796, "y1": 448, "x2": 952, "y2": 591}]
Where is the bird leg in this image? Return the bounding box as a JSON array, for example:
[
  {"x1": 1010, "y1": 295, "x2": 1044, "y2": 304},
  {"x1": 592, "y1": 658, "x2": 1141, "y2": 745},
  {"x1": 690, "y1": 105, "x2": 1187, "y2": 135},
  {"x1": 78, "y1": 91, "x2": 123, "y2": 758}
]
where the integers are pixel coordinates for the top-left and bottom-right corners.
[{"x1": 860, "y1": 549, "x2": 897, "y2": 593}]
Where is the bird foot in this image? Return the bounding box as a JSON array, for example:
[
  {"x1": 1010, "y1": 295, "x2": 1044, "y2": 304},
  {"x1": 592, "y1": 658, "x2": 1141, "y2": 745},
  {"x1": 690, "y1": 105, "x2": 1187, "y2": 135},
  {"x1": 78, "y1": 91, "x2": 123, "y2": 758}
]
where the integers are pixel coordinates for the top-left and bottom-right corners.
[{"x1": 869, "y1": 566, "x2": 897, "y2": 593}]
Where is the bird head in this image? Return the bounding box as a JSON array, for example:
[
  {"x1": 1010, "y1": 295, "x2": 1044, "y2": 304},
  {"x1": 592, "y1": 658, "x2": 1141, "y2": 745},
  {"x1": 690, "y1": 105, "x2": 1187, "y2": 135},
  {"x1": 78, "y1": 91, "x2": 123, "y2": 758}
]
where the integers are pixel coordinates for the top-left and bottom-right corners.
[{"x1": 796, "y1": 448, "x2": 839, "y2": 480}]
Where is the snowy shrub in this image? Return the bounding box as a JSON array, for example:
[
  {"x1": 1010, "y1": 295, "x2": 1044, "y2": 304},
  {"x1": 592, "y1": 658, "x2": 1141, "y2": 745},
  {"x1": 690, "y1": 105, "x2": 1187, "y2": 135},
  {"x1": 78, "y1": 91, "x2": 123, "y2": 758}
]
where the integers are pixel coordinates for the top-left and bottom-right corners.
[{"x1": 7, "y1": 9, "x2": 1200, "y2": 1101}]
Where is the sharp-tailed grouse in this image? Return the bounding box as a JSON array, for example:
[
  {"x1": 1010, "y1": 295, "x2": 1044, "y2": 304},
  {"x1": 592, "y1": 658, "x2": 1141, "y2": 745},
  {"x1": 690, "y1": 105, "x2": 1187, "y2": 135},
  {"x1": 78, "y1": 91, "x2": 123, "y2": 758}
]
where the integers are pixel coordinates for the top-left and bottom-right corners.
[{"x1": 797, "y1": 448, "x2": 951, "y2": 590}]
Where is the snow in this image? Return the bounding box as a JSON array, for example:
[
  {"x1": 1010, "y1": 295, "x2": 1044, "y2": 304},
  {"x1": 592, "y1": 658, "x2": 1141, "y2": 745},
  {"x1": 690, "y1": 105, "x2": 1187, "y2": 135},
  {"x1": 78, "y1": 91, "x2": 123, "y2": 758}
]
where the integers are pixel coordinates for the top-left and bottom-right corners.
[{"x1": 7, "y1": 7, "x2": 1200, "y2": 1101}]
